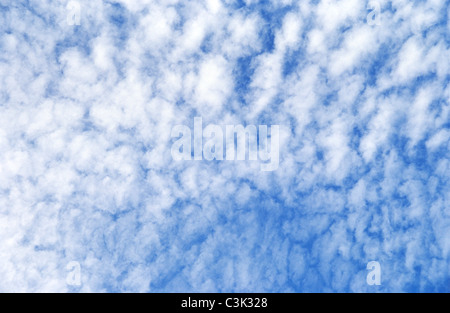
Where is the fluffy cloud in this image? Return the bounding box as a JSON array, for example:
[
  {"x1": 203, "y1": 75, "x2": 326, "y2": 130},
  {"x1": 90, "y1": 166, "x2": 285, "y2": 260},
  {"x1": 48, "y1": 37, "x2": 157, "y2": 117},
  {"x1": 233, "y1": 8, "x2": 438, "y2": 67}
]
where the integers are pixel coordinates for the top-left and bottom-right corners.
[{"x1": 0, "y1": 0, "x2": 448, "y2": 292}]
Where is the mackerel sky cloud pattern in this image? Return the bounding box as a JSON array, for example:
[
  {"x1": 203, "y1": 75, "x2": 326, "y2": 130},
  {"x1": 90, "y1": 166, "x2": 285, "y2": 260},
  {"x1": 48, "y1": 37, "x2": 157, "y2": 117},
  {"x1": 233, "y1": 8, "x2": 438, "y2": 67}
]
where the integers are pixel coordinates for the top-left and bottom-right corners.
[{"x1": 0, "y1": 0, "x2": 449, "y2": 292}]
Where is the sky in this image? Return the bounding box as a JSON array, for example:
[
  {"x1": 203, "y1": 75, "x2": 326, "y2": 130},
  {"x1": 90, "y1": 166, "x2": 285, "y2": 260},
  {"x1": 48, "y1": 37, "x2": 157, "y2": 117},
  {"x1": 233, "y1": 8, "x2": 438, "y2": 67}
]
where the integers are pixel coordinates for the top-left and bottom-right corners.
[{"x1": 0, "y1": 0, "x2": 449, "y2": 293}]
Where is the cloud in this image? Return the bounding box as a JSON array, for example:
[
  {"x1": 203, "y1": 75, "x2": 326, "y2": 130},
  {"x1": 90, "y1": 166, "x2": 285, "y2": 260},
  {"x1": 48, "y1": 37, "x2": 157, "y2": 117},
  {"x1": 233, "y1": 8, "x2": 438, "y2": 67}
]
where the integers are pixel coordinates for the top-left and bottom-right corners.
[{"x1": 0, "y1": 0, "x2": 448, "y2": 293}]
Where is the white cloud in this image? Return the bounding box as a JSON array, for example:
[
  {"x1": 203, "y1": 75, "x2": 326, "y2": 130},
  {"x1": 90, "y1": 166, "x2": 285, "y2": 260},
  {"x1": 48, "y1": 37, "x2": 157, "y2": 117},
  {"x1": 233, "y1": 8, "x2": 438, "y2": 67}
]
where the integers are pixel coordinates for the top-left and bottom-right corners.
[{"x1": 0, "y1": 0, "x2": 448, "y2": 293}]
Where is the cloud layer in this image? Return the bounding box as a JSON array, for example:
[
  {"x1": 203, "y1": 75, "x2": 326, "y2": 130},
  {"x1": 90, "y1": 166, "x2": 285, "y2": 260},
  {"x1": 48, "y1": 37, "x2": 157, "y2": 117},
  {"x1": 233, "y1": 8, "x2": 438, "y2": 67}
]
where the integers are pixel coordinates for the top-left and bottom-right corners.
[{"x1": 0, "y1": 0, "x2": 449, "y2": 292}]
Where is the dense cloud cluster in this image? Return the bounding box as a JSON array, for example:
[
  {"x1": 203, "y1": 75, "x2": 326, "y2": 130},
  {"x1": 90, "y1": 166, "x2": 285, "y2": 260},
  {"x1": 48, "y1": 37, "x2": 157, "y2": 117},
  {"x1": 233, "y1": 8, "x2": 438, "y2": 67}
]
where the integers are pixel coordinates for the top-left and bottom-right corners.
[{"x1": 0, "y1": 0, "x2": 448, "y2": 292}]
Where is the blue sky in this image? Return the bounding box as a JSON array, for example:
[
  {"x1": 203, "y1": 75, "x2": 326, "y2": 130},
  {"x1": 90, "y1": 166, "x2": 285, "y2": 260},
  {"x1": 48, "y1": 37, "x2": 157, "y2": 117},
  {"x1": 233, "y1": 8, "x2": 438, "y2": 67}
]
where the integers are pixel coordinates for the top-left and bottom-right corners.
[{"x1": 0, "y1": 0, "x2": 449, "y2": 292}]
